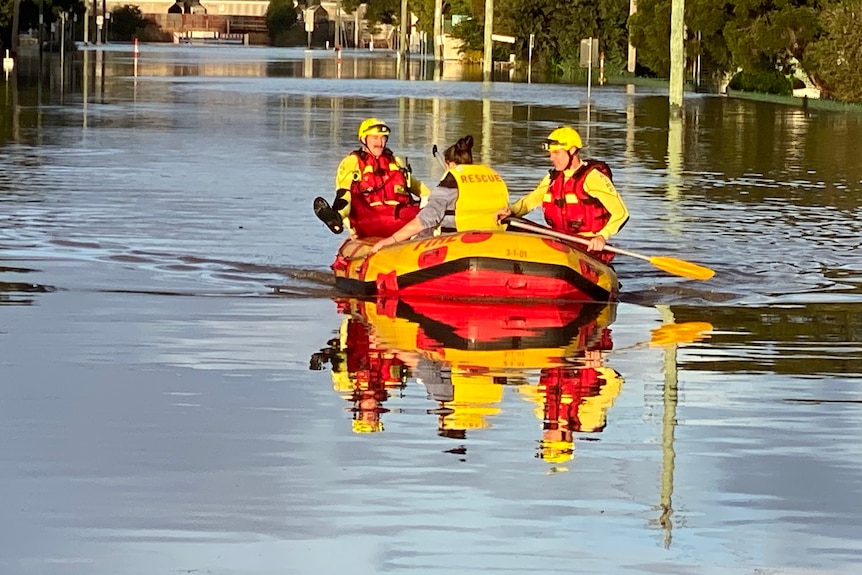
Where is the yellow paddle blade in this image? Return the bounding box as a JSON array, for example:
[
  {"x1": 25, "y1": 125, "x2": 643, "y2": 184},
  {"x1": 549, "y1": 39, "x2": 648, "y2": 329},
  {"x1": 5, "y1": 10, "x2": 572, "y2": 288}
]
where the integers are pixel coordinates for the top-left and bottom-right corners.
[
  {"x1": 648, "y1": 256, "x2": 715, "y2": 280},
  {"x1": 649, "y1": 322, "x2": 714, "y2": 347}
]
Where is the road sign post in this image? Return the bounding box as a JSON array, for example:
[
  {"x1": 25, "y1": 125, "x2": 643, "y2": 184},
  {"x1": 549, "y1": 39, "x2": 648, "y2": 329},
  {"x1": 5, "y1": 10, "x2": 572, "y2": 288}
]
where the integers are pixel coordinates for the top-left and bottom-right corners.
[
  {"x1": 580, "y1": 37, "x2": 599, "y2": 100},
  {"x1": 305, "y1": 8, "x2": 314, "y2": 48}
]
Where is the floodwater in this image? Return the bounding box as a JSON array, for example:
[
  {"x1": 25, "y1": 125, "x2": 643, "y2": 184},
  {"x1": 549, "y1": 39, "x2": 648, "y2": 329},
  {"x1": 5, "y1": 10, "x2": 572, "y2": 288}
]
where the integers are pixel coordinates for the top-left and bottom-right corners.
[{"x1": 2, "y1": 44, "x2": 862, "y2": 574}]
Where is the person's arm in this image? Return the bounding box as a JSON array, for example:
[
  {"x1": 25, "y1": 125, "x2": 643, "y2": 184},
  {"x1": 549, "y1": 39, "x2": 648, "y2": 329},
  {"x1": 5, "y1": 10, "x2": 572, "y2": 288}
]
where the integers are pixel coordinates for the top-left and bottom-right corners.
[
  {"x1": 333, "y1": 155, "x2": 360, "y2": 218},
  {"x1": 371, "y1": 218, "x2": 424, "y2": 253},
  {"x1": 509, "y1": 173, "x2": 552, "y2": 217},
  {"x1": 370, "y1": 185, "x2": 454, "y2": 253},
  {"x1": 583, "y1": 169, "x2": 629, "y2": 240}
]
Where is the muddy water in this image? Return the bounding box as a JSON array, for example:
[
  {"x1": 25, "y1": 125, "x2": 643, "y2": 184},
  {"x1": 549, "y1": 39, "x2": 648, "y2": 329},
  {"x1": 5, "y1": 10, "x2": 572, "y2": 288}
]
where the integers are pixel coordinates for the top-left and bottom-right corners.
[{"x1": 1, "y1": 45, "x2": 862, "y2": 574}]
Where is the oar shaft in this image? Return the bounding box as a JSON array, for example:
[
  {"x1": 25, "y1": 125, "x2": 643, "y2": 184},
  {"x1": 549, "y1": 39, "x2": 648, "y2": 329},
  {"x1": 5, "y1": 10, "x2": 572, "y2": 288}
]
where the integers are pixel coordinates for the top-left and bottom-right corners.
[
  {"x1": 507, "y1": 218, "x2": 648, "y2": 262},
  {"x1": 506, "y1": 217, "x2": 714, "y2": 280}
]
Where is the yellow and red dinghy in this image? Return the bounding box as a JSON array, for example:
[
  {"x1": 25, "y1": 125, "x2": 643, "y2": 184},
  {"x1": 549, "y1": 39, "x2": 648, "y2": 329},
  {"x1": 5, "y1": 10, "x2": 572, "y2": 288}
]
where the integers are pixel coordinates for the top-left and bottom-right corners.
[{"x1": 331, "y1": 230, "x2": 619, "y2": 301}]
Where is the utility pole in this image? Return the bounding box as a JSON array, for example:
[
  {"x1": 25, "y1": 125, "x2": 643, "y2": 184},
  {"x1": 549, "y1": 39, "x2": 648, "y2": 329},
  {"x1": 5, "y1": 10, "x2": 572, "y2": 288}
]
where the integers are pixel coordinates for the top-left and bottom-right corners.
[
  {"x1": 38, "y1": 0, "x2": 43, "y2": 60},
  {"x1": 627, "y1": 0, "x2": 637, "y2": 74},
  {"x1": 482, "y1": 0, "x2": 494, "y2": 81},
  {"x1": 84, "y1": 0, "x2": 90, "y2": 44},
  {"x1": 354, "y1": 8, "x2": 359, "y2": 48},
  {"x1": 433, "y1": 0, "x2": 443, "y2": 63},
  {"x1": 333, "y1": 0, "x2": 341, "y2": 49},
  {"x1": 399, "y1": 0, "x2": 408, "y2": 58},
  {"x1": 668, "y1": 0, "x2": 684, "y2": 112},
  {"x1": 11, "y1": 0, "x2": 21, "y2": 55}
]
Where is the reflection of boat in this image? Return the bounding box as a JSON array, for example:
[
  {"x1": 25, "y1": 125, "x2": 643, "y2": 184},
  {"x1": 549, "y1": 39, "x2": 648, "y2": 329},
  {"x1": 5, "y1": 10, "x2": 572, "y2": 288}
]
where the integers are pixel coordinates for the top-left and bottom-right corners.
[
  {"x1": 331, "y1": 230, "x2": 619, "y2": 302},
  {"x1": 310, "y1": 297, "x2": 625, "y2": 466},
  {"x1": 364, "y1": 297, "x2": 616, "y2": 368}
]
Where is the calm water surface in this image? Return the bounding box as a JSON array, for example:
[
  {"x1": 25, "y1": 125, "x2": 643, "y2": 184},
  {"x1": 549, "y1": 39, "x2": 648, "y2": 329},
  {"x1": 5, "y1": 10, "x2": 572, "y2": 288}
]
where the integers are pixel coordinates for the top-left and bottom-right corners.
[{"x1": 1, "y1": 45, "x2": 862, "y2": 574}]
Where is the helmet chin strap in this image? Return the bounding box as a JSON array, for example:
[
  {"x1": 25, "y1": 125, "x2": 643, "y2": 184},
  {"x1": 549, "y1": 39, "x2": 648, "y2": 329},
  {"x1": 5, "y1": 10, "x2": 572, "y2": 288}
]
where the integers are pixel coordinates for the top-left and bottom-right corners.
[{"x1": 565, "y1": 147, "x2": 581, "y2": 171}]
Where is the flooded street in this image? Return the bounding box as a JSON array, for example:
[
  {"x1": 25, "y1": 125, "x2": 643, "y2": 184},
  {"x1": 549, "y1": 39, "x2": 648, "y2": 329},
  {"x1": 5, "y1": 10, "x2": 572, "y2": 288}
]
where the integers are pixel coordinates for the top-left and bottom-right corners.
[{"x1": 2, "y1": 45, "x2": 862, "y2": 574}]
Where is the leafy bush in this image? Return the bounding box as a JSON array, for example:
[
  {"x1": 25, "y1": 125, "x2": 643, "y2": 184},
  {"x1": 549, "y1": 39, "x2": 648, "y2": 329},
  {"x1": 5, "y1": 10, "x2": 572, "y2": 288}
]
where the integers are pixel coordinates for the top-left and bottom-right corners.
[
  {"x1": 109, "y1": 5, "x2": 147, "y2": 41},
  {"x1": 108, "y1": 5, "x2": 170, "y2": 42},
  {"x1": 728, "y1": 70, "x2": 792, "y2": 95},
  {"x1": 805, "y1": 0, "x2": 862, "y2": 103},
  {"x1": 265, "y1": 0, "x2": 299, "y2": 46},
  {"x1": 451, "y1": 17, "x2": 483, "y2": 53}
]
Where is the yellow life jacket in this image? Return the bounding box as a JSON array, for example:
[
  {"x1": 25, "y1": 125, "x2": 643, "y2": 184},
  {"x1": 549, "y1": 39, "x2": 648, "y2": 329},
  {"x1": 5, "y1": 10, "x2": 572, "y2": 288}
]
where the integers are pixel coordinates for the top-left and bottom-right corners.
[{"x1": 443, "y1": 164, "x2": 509, "y2": 232}]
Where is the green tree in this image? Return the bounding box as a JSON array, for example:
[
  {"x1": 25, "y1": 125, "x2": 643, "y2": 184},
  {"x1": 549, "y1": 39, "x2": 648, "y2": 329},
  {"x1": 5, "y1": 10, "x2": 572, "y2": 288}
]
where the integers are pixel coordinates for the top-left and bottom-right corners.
[
  {"x1": 721, "y1": 0, "x2": 822, "y2": 73},
  {"x1": 806, "y1": 0, "x2": 862, "y2": 102},
  {"x1": 630, "y1": 0, "x2": 824, "y2": 78},
  {"x1": 344, "y1": 0, "x2": 402, "y2": 26},
  {"x1": 265, "y1": 0, "x2": 298, "y2": 46},
  {"x1": 494, "y1": 0, "x2": 629, "y2": 75},
  {"x1": 2, "y1": 0, "x2": 84, "y2": 50},
  {"x1": 452, "y1": 18, "x2": 484, "y2": 54},
  {"x1": 444, "y1": 0, "x2": 482, "y2": 53},
  {"x1": 627, "y1": 0, "x2": 672, "y2": 76},
  {"x1": 109, "y1": 4, "x2": 146, "y2": 41}
]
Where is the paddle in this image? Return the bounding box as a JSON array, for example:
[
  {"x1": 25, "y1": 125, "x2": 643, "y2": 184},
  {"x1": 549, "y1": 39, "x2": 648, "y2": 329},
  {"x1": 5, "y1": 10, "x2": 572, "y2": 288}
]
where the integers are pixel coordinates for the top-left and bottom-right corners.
[
  {"x1": 505, "y1": 217, "x2": 715, "y2": 281},
  {"x1": 432, "y1": 144, "x2": 447, "y2": 172}
]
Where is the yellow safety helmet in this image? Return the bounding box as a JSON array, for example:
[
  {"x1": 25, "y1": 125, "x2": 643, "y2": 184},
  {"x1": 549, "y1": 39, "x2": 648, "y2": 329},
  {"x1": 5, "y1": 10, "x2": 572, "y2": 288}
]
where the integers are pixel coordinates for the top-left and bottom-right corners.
[
  {"x1": 542, "y1": 126, "x2": 582, "y2": 152},
  {"x1": 358, "y1": 118, "x2": 391, "y2": 142}
]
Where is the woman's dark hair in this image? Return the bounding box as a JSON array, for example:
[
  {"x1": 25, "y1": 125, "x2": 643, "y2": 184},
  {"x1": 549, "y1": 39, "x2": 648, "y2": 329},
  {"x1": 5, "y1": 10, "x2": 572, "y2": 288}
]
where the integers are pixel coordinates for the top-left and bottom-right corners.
[{"x1": 444, "y1": 135, "x2": 474, "y2": 165}]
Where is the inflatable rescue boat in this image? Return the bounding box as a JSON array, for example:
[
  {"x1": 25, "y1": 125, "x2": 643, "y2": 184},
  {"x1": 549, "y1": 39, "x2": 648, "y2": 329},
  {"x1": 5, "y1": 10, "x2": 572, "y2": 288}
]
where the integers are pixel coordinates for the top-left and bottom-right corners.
[{"x1": 331, "y1": 230, "x2": 619, "y2": 302}]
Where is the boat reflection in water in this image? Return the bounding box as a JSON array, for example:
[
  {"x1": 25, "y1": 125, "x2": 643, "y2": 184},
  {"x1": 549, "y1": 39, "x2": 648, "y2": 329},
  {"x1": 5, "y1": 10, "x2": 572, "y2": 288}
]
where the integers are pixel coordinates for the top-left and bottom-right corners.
[{"x1": 309, "y1": 297, "x2": 624, "y2": 465}]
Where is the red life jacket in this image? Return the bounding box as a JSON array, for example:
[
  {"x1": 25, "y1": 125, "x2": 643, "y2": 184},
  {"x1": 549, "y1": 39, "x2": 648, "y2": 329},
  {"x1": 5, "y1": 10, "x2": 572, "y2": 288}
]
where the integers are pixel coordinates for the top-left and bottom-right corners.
[
  {"x1": 542, "y1": 160, "x2": 613, "y2": 235},
  {"x1": 348, "y1": 149, "x2": 420, "y2": 239}
]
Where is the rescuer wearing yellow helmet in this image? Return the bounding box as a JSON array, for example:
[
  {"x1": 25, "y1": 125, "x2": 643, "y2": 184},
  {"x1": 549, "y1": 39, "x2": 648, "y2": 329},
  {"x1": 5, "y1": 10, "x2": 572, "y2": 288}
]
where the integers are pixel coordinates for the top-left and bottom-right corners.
[
  {"x1": 313, "y1": 117, "x2": 430, "y2": 239},
  {"x1": 504, "y1": 126, "x2": 629, "y2": 263}
]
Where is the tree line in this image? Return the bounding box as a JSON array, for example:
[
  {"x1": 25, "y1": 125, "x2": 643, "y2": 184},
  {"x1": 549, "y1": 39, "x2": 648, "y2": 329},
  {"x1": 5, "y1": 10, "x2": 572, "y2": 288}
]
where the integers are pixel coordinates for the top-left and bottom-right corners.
[
  {"x1": 333, "y1": 0, "x2": 861, "y2": 102},
  {"x1": 3, "y1": 0, "x2": 860, "y2": 102},
  {"x1": 0, "y1": 0, "x2": 169, "y2": 48}
]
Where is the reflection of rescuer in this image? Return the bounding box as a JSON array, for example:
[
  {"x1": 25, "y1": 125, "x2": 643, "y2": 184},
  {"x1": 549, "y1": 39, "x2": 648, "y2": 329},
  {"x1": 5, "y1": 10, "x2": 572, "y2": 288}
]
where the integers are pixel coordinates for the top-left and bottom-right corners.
[
  {"x1": 520, "y1": 320, "x2": 623, "y2": 465},
  {"x1": 414, "y1": 356, "x2": 504, "y2": 440},
  {"x1": 309, "y1": 307, "x2": 407, "y2": 434},
  {"x1": 314, "y1": 118, "x2": 431, "y2": 239}
]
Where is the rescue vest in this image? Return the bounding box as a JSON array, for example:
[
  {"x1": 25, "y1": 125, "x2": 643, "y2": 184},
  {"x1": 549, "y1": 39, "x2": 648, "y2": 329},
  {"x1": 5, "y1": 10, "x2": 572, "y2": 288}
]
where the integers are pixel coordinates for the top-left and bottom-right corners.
[
  {"x1": 348, "y1": 149, "x2": 419, "y2": 239},
  {"x1": 542, "y1": 160, "x2": 614, "y2": 235},
  {"x1": 439, "y1": 164, "x2": 510, "y2": 233}
]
